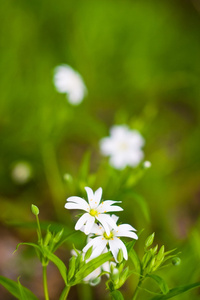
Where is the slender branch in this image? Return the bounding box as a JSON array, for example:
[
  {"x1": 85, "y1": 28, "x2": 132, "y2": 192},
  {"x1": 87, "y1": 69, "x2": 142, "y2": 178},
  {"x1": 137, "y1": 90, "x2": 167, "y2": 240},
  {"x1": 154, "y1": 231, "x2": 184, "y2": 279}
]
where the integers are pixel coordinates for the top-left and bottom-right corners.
[
  {"x1": 43, "y1": 265, "x2": 49, "y2": 300},
  {"x1": 36, "y1": 214, "x2": 42, "y2": 244},
  {"x1": 59, "y1": 285, "x2": 70, "y2": 300}
]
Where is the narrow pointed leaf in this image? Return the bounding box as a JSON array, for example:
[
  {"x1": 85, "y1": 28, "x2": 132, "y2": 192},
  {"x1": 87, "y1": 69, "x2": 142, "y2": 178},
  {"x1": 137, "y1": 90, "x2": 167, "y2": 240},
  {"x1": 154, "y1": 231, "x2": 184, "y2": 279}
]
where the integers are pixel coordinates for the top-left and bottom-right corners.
[
  {"x1": 148, "y1": 274, "x2": 169, "y2": 295},
  {"x1": 43, "y1": 248, "x2": 67, "y2": 284},
  {"x1": 150, "y1": 282, "x2": 200, "y2": 299},
  {"x1": 129, "y1": 248, "x2": 141, "y2": 273},
  {"x1": 0, "y1": 276, "x2": 38, "y2": 300},
  {"x1": 74, "y1": 252, "x2": 112, "y2": 284},
  {"x1": 14, "y1": 242, "x2": 41, "y2": 254}
]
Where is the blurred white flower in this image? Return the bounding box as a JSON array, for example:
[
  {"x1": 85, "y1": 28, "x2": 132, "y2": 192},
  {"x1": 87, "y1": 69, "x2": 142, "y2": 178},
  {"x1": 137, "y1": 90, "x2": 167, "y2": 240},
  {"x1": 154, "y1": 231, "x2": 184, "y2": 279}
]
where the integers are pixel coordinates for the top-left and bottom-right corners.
[
  {"x1": 53, "y1": 64, "x2": 87, "y2": 105},
  {"x1": 82, "y1": 215, "x2": 138, "y2": 262},
  {"x1": 65, "y1": 187, "x2": 123, "y2": 235},
  {"x1": 100, "y1": 125, "x2": 145, "y2": 170},
  {"x1": 11, "y1": 161, "x2": 32, "y2": 184}
]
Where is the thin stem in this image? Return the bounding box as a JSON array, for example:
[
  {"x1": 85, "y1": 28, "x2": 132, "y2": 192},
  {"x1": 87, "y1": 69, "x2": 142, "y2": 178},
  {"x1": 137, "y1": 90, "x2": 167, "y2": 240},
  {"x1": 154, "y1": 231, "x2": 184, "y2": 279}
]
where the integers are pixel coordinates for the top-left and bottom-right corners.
[
  {"x1": 59, "y1": 285, "x2": 70, "y2": 300},
  {"x1": 36, "y1": 214, "x2": 42, "y2": 244},
  {"x1": 41, "y1": 141, "x2": 68, "y2": 221},
  {"x1": 43, "y1": 265, "x2": 49, "y2": 300},
  {"x1": 132, "y1": 278, "x2": 143, "y2": 300}
]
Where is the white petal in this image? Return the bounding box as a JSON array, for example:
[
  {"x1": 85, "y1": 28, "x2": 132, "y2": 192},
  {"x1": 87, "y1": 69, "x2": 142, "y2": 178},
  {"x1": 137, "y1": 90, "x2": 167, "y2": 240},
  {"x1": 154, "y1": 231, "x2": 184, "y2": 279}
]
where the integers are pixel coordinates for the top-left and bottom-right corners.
[
  {"x1": 90, "y1": 239, "x2": 107, "y2": 260},
  {"x1": 96, "y1": 214, "x2": 111, "y2": 236},
  {"x1": 85, "y1": 187, "x2": 95, "y2": 208},
  {"x1": 108, "y1": 239, "x2": 120, "y2": 262},
  {"x1": 109, "y1": 154, "x2": 127, "y2": 170},
  {"x1": 66, "y1": 196, "x2": 89, "y2": 211},
  {"x1": 109, "y1": 238, "x2": 128, "y2": 261},
  {"x1": 94, "y1": 187, "x2": 102, "y2": 206},
  {"x1": 88, "y1": 223, "x2": 104, "y2": 235},
  {"x1": 97, "y1": 214, "x2": 118, "y2": 235},
  {"x1": 115, "y1": 231, "x2": 138, "y2": 240},
  {"x1": 65, "y1": 203, "x2": 87, "y2": 210},
  {"x1": 98, "y1": 201, "x2": 123, "y2": 213},
  {"x1": 75, "y1": 213, "x2": 92, "y2": 230},
  {"x1": 100, "y1": 138, "x2": 116, "y2": 155},
  {"x1": 126, "y1": 150, "x2": 144, "y2": 167},
  {"x1": 84, "y1": 216, "x2": 95, "y2": 235},
  {"x1": 117, "y1": 224, "x2": 137, "y2": 232},
  {"x1": 83, "y1": 236, "x2": 103, "y2": 253}
]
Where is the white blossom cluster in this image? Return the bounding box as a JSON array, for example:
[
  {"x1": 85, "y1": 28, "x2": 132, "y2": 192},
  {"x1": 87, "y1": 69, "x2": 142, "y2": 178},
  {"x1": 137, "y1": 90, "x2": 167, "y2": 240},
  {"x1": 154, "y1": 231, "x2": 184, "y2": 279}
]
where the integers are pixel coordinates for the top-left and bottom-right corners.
[{"x1": 65, "y1": 187, "x2": 138, "y2": 282}]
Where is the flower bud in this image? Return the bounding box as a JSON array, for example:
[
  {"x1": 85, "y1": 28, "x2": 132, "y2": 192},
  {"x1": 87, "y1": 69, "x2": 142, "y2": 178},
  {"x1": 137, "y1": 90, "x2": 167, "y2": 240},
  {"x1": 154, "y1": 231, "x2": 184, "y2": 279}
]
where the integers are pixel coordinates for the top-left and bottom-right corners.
[
  {"x1": 142, "y1": 251, "x2": 152, "y2": 269},
  {"x1": 145, "y1": 233, "x2": 155, "y2": 248},
  {"x1": 84, "y1": 246, "x2": 93, "y2": 261},
  {"x1": 31, "y1": 204, "x2": 39, "y2": 216},
  {"x1": 68, "y1": 256, "x2": 76, "y2": 281},
  {"x1": 44, "y1": 231, "x2": 52, "y2": 246},
  {"x1": 115, "y1": 267, "x2": 129, "y2": 289},
  {"x1": 157, "y1": 245, "x2": 165, "y2": 261},
  {"x1": 53, "y1": 228, "x2": 64, "y2": 243},
  {"x1": 89, "y1": 277, "x2": 101, "y2": 286},
  {"x1": 117, "y1": 249, "x2": 124, "y2": 264},
  {"x1": 172, "y1": 257, "x2": 181, "y2": 266}
]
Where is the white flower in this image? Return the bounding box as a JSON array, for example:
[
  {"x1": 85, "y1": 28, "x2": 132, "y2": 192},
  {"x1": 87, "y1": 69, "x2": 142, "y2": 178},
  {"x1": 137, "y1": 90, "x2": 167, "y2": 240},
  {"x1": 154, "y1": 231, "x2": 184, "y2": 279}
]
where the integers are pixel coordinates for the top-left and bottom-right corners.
[
  {"x1": 82, "y1": 215, "x2": 138, "y2": 262},
  {"x1": 53, "y1": 64, "x2": 87, "y2": 105},
  {"x1": 65, "y1": 187, "x2": 123, "y2": 235},
  {"x1": 100, "y1": 125, "x2": 145, "y2": 170},
  {"x1": 11, "y1": 161, "x2": 32, "y2": 184}
]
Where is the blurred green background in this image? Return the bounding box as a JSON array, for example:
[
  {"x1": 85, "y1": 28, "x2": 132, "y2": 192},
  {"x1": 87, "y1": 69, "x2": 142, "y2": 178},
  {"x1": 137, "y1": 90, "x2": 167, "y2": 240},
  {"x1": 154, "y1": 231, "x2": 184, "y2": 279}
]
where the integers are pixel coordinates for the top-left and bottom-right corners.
[{"x1": 0, "y1": 0, "x2": 200, "y2": 299}]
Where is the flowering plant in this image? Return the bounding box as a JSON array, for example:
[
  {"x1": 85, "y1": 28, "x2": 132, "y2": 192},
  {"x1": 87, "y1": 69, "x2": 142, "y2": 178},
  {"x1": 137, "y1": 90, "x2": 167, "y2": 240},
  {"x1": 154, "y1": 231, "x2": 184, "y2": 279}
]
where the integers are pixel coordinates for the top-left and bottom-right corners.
[{"x1": 1, "y1": 187, "x2": 200, "y2": 300}]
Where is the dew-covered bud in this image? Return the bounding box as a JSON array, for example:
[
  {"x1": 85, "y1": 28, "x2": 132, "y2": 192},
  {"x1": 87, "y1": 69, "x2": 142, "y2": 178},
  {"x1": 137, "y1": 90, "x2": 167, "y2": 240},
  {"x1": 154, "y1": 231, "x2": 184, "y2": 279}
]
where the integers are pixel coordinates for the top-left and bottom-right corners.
[{"x1": 31, "y1": 204, "x2": 39, "y2": 216}]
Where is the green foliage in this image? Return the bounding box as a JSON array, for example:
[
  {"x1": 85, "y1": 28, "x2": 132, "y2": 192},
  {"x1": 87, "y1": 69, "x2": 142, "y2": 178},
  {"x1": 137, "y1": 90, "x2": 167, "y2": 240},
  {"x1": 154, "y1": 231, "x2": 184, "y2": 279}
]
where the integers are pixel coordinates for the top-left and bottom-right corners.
[
  {"x1": 150, "y1": 282, "x2": 200, "y2": 300},
  {"x1": 0, "y1": 276, "x2": 38, "y2": 300}
]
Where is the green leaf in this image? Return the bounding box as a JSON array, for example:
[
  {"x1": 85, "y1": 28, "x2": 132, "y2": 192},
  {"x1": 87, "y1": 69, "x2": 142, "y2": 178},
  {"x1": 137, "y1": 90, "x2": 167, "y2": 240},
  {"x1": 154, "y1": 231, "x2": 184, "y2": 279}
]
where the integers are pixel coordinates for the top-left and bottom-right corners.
[
  {"x1": 0, "y1": 276, "x2": 38, "y2": 300},
  {"x1": 74, "y1": 251, "x2": 112, "y2": 284},
  {"x1": 53, "y1": 231, "x2": 79, "y2": 252},
  {"x1": 150, "y1": 282, "x2": 200, "y2": 299},
  {"x1": 129, "y1": 248, "x2": 141, "y2": 273},
  {"x1": 148, "y1": 274, "x2": 169, "y2": 295},
  {"x1": 78, "y1": 151, "x2": 91, "y2": 181},
  {"x1": 111, "y1": 290, "x2": 124, "y2": 300},
  {"x1": 14, "y1": 242, "x2": 41, "y2": 254},
  {"x1": 43, "y1": 248, "x2": 68, "y2": 285}
]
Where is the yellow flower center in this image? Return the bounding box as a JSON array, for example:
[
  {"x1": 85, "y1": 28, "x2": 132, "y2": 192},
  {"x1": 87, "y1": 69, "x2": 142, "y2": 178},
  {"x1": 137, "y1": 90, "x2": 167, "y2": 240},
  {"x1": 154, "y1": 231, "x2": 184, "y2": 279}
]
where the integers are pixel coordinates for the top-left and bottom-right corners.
[
  {"x1": 103, "y1": 231, "x2": 114, "y2": 240},
  {"x1": 90, "y1": 209, "x2": 98, "y2": 217}
]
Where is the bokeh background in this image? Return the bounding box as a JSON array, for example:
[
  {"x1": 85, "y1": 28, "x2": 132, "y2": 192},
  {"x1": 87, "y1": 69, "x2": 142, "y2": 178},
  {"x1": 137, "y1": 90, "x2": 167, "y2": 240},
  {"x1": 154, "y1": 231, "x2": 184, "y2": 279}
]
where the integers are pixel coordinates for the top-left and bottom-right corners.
[{"x1": 0, "y1": 0, "x2": 200, "y2": 299}]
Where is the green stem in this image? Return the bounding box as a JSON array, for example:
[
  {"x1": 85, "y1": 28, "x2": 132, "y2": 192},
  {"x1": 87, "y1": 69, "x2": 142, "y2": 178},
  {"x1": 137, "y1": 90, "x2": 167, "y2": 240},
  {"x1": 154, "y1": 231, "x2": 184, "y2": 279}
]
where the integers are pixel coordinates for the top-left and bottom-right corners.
[
  {"x1": 36, "y1": 214, "x2": 42, "y2": 244},
  {"x1": 43, "y1": 265, "x2": 49, "y2": 300},
  {"x1": 59, "y1": 285, "x2": 70, "y2": 300},
  {"x1": 132, "y1": 277, "x2": 143, "y2": 300},
  {"x1": 41, "y1": 141, "x2": 67, "y2": 220}
]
